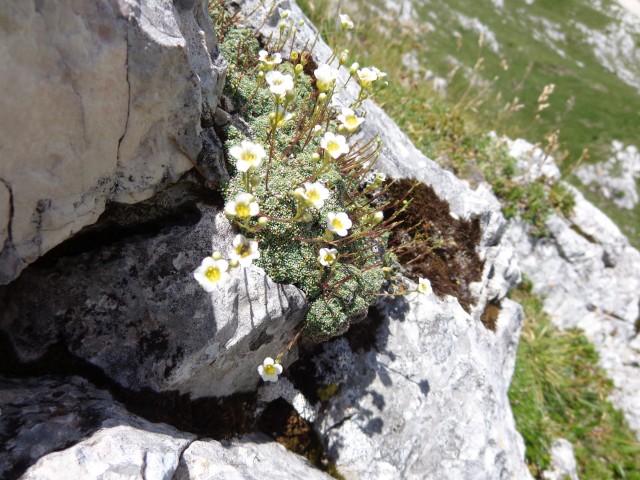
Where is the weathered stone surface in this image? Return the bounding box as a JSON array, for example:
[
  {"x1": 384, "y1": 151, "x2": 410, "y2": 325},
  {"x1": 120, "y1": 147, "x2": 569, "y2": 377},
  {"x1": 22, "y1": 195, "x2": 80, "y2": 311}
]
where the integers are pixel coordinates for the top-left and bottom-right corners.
[
  {"x1": 174, "y1": 434, "x2": 333, "y2": 480},
  {"x1": 542, "y1": 438, "x2": 580, "y2": 480},
  {"x1": 2, "y1": 376, "x2": 332, "y2": 480},
  {"x1": 504, "y1": 139, "x2": 640, "y2": 435},
  {"x1": 0, "y1": 0, "x2": 226, "y2": 284},
  {"x1": 313, "y1": 295, "x2": 532, "y2": 480},
  {"x1": 0, "y1": 375, "x2": 195, "y2": 479},
  {"x1": 0, "y1": 182, "x2": 307, "y2": 398}
]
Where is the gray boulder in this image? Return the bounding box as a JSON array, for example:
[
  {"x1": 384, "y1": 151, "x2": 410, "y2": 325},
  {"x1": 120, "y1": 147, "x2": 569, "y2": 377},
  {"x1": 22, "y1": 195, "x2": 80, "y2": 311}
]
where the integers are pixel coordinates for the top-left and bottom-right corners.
[
  {"x1": 312, "y1": 295, "x2": 532, "y2": 480},
  {"x1": 0, "y1": 0, "x2": 226, "y2": 284},
  {"x1": 0, "y1": 375, "x2": 195, "y2": 479},
  {"x1": 0, "y1": 181, "x2": 307, "y2": 398},
  {"x1": 1, "y1": 376, "x2": 331, "y2": 480}
]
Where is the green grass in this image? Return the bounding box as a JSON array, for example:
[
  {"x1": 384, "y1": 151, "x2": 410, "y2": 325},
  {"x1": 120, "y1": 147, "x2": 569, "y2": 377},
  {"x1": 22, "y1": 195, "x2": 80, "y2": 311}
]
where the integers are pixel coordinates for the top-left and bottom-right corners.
[
  {"x1": 300, "y1": 0, "x2": 640, "y2": 246},
  {"x1": 509, "y1": 279, "x2": 640, "y2": 478}
]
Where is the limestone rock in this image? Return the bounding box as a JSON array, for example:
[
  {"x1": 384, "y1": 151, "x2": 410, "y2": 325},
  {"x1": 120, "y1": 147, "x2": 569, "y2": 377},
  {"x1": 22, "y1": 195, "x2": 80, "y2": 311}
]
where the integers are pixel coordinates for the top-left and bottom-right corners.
[
  {"x1": 0, "y1": 0, "x2": 227, "y2": 284},
  {"x1": 0, "y1": 375, "x2": 195, "y2": 479},
  {"x1": 542, "y1": 438, "x2": 580, "y2": 480},
  {"x1": 503, "y1": 139, "x2": 640, "y2": 435},
  {"x1": 174, "y1": 434, "x2": 333, "y2": 480},
  {"x1": 0, "y1": 182, "x2": 307, "y2": 398},
  {"x1": 313, "y1": 295, "x2": 533, "y2": 480},
  {"x1": 2, "y1": 376, "x2": 332, "y2": 480}
]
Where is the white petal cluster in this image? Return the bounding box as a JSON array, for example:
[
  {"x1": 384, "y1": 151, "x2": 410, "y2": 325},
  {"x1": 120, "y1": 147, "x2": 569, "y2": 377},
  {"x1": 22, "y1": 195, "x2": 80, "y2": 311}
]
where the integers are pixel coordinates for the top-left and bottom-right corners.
[
  {"x1": 326, "y1": 212, "x2": 352, "y2": 237},
  {"x1": 229, "y1": 234, "x2": 260, "y2": 267},
  {"x1": 417, "y1": 277, "x2": 432, "y2": 295},
  {"x1": 193, "y1": 257, "x2": 230, "y2": 292},
  {"x1": 314, "y1": 64, "x2": 339, "y2": 92},
  {"x1": 318, "y1": 247, "x2": 338, "y2": 266},
  {"x1": 258, "y1": 50, "x2": 282, "y2": 67},
  {"x1": 266, "y1": 71, "x2": 294, "y2": 97},
  {"x1": 225, "y1": 192, "x2": 260, "y2": 219},
  {"x1": 320, "y1": 132, "x2": 349, "y2": 159},
  {"x1": 356, "y1": 67, "x2": 378, "y2": 87},
  {"x1": 339, "y1": 13, "x2": 354, "y2": 30},
  {"x1": 229, "y1": 140, "x2": 266, "y2": 172},
  {"x1": 258, "y1": 357, "x2": 283, "y2": 382},
  {"x1": 337, "y1": 107, "x2": 364, "y2": 133},
  {"x1": 302, "y1": 182, "x2": 330, "y2": 209}
]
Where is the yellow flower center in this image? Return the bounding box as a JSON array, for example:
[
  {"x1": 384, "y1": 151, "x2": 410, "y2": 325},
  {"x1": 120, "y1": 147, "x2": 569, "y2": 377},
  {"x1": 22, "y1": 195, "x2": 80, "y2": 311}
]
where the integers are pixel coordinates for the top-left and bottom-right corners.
[
  {"x1": 324, "y1": 253, "x2": 336, "y2": 264},
  {"x1": 236, "y1": 244, "x2": 251, "y2": 258},
  {"x1": 236, "y1": 203, "x2": 250, "y2": 218},
  {"x1": 332, "y1": 218, "x2": 344, "y2": 230},
  {"x1": 327, "y1": 141, "x2": 340, "y2": 153},
  {"x1": 308, "y1": 190, "x2": 321, "y2": 202},
  {"x1": 205, "y1": 267, "x2": 221, "y2": 282},
  {"x1": 242, "y1": 152, "x2": 257, "y2": 163},
  {"x1": 264, "y1": 364, "x2": 276, "y2": 375},
  {"x1": 346, "y1": 115, "x2": 359, "y2": 126}
]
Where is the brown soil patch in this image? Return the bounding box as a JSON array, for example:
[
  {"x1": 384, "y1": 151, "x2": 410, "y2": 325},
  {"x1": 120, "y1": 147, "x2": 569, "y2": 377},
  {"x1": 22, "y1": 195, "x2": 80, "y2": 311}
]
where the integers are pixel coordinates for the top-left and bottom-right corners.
[
  {"x1": 385, "y1": 179, "x2": 484, "y2": 313},
  {"x1": 480, "y1": 299, "x2": 501, "y2": 331}
]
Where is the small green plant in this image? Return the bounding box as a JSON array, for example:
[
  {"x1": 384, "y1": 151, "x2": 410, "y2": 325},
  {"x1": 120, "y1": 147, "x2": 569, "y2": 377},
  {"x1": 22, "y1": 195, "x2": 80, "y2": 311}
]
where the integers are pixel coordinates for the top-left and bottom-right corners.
[
  {"x1": 196, "y1": 5, "x2": 431, "y2": 354},
  {"x1": 509, "y1": 279, "x2": 640, "y2": 479}
]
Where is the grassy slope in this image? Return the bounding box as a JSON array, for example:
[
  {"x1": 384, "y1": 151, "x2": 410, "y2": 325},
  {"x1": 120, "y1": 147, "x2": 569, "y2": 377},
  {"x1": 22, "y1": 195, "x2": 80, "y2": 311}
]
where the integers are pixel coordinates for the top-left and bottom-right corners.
[{"x1": 304, "y1": 0, "x2": 640, "y2": 246}]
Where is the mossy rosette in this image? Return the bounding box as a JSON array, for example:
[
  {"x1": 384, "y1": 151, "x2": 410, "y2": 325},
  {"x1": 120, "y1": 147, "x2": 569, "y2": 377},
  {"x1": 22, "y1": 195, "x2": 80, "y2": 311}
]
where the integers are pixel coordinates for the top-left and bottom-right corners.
[{"x1": 220, "y1": 28, "x2": 386, "y2": 339}]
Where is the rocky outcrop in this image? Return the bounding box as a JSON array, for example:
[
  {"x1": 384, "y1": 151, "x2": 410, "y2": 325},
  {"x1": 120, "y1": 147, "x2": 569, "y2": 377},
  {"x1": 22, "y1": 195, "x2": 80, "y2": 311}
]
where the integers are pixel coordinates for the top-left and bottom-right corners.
[
  {"x1": 312, "y1": 296, "x2": 531, "y2": 480},
  {"x1": 0, "y1": 376, "x2": 331, "y2": 479},
  {"x1": 0, "y1": 181, "x2": 307, "y2": 398},
  {"x1": 232, "y1": 1, "x2": 531, "y2": 477},
  {"x1": 0, "y1": 0, "x2": 227, "y2": 284},
  {"x1": 504, "y1": 139, "x2": 640, "y2": 435}
]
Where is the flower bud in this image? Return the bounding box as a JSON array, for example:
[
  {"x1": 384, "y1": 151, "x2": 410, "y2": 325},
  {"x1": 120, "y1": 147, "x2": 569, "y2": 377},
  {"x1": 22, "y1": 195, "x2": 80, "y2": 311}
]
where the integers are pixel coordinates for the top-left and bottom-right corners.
[
  {"x1": 285, "y1": 90, "x2": 296, "y2": 101},
  {"x1": 312, "y1": 152, "x2": 321, "y2": 161},
  {"x1": 294, "y1": 64, "x2": 303, "y2": 74},
  {"x1": 312, "y1": 125, "x2": 323, "y2": 136},
  {"x1": 298, "y1": 19, "x2": 305, "y2": 26},
  {"x1": 372, "y1": 211, "x2": 384, "y2": 224},
  {"x1": 250, "y1": 175, "x2": 261, "y2": 187},
  {"x1": 339, "y1": 50, "x2": 349, "y2": 65},
  {"x1": 318, "y1": 92, "x2": 327, "y2": 103},
  {"x1": 349, "y1": 62, "x2": 360, "y2": 75},
  {"x1": 279, "y1": 19, "x2": 287, "y2": 30},
  {"x1": 257, "y1": 71, "x2": 265, "y2": 80},
  {"x1": 291, "y1": 51, "x2": 299, "y2": 61},
  {"x1": 229, "y1": 259, "x2": 239, "y2": 268},
  {"x1": 323, "y1": 229, "x2": 334, "y2": 242},
  {"x1": 302, "y1": 212, "x2": 313, "y2": 222},
  {"x1": 258, "y1": 217, "x2": 269, "y2": 227},
  {"x1": 212, "y1": 251, "x2": 222, "y2": 260},
  {"x1": 337, "y1": 124, "x2": 346, "y2": 134}
]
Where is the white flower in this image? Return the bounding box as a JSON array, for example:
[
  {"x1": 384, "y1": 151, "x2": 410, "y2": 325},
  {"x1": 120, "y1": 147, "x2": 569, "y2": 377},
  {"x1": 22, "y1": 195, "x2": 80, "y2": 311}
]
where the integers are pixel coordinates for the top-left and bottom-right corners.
[
  {"x1": 417, "y1": 277, "x2": 432, "y2": 295},
  {"x1": 303, "y1": 182, "x2": 330, "y2": 208},
  {"x1": 258, "y1": 50, "x2": 282, "y2": 67},
  {"x1": 339, "y1": 13, "x2": 354, "y2": 30},
  {"x1": 229, "y1": 234, "x2": 260, "y2": 267},
  {"x1": 318, "y1": 247, "x2": 338, "y2": 266},
  {"x1": 229, "y1": 140, "x2": 266, "y2": 172},
  {"x1": 320, "y1": 132, "x2": 349, "y2": 159},
  {"x1": 374, "y1": 172, "x2": 386, "y2": 185},
  {"x1": 337, "y1": 107, "x2": 364, "y2": 133},
  {"x1": 225, "y1": 192, "x2": 260, "y2": 219},
  {"x1": 273, "y1": 106, "x2": 293, "y2": 126},
  {"x1": 258, "y1": 357, "x2": 283, "y2": 382},
  {"x1": 314, "y1": 64, "x2": 338, "y2": 92},
  {"x1": 357, "y1": 67, "x2": 378, "y2": 87},
  {"x1": 326, "y1": 212, "x2": 352, "y2": 237},
  {"x1": 266, "y1": 71, "x2": 294, "y2": 97},
  {"x1": 370, "y1": 66, "x2": 387, "y2": 79},
  {"x1": 193, "y1": 257, "x2": 230, "y2": 292}
]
